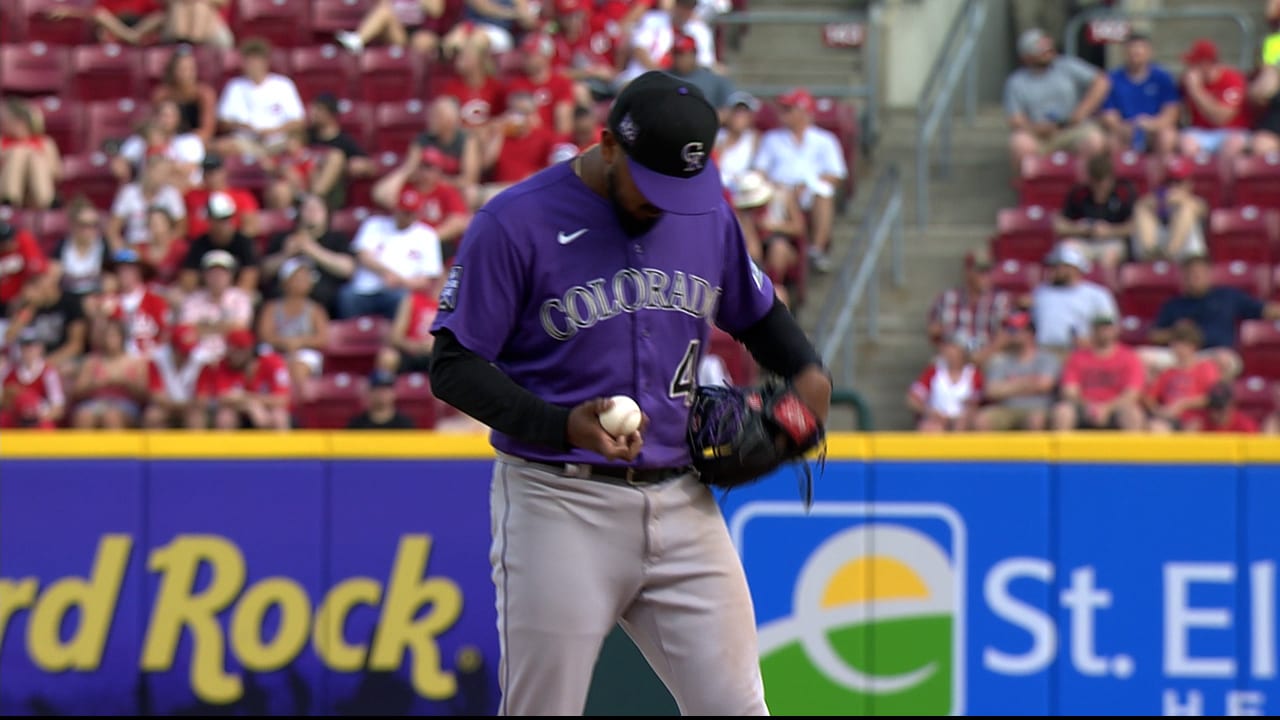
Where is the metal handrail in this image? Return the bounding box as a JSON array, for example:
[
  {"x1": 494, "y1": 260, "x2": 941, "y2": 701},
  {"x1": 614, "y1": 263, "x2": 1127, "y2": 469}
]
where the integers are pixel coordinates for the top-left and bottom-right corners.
[
  {"x1": 813, "y1": 164, "x2": 905, "y2": 391},
  {"x1": 1065, "y1": 7, "x2": 1256, "y2": 69},
  {"x1": 914, "y1": 0, "x2": 988, "y2": 228},
  {"x1": 711, "y1": 6, "x2": 881, "y2": 151}
]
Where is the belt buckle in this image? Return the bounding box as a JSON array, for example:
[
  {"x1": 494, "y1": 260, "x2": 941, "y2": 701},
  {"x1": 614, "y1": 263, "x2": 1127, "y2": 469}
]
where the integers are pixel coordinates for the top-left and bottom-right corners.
[{"x1": 625, "y1": 467, "x2": 641, "y2": 486}]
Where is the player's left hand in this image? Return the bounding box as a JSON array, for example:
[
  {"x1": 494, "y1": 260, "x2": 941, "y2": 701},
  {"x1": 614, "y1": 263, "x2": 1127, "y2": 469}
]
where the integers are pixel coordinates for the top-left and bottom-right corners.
[{"x1": 791, "y1": 365, "x2": 832, "y2": 425}]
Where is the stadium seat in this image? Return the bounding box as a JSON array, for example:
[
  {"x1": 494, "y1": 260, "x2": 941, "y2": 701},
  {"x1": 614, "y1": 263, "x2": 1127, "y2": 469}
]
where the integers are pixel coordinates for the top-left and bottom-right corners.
[
  {"x1": 23, "y1": 0, "x2": 93, "y2": 45},
  {"x1": 1017, "y1": 151, "x2": 1079, "y2": 210},
  {"x1": 1118, "y1": 315, "x2": 1150, "y2": 346},
  {"x1": 331, "y1": 206, "x2": 373, "y2": 236},
  {"x1": 69, "y1": 44, "x2": 142, "y2": 101},
  {"x1": 1081, "y1": 263, "x2": 1119, "y2": 292},
  {"x1": 1239, "y1": 320, "x2": 1280, "y2": 380},
  {"x1": 347, "y1": 152, "x2": 402, "y2": 209},
  {"x1": 990, "y1": 205, "x2": 1055, "y2": 263},
  {"x1": 394, "y1": 372, "x2": 438, "y2": 429},
  {"x1": 251, "y1": 208, "x2": 297, "y2": 252},
  {"x1": 753, "y1": 101, "x2": 780, "y2": 133},
  {"x1": 1211, "y1": 260, "x2": 1271, "y2": 299},
  {"x1": 1234, "y1": 375, "x2": 1277, "y2": 426},
  {"x1": 0, "y1": 43, "x2": 72, "y2": 96},
  {"x1": 371, "y1": 100, "x2": 428, "y2": 154},
  {"x1": 295, "y1": 372, "x2": 366, "y2": 429},
  {"x1": 311, "y1": 0, "x2": 373, "y2": 38},
  {"x1": 1186, "y1": 152, "x2": 1227, "y2": 209},
  {"x1": 812, "y1": 96, "x2": 859, "y2": 201},
  {"x1": 1117, "y1": 261, "x2": 1180, "y2": 320},
  {"x1": 142, "y1": 45, "x2": 224, "y2": 94},
  {"x1": 32, "y1": 96, "x2": 83, "y2": 155},
  {"x1": 1, "y1": 0, "x2": 29, "y2": 42},
  {"x1": 1274, "y1": 264, "x2": 1280, "y2": 301},
  {"x1": 1233, "y1": 153, "x2": 1280, "y2": 209},
  {"x1": 289, "y1": 45, "x2": 358, "y2": 103},
  {"x1": 83, "y1": 98, "x2": 146, "y2": 154},
  {"x1": 989, "y1": 259, "x2": 1040, "y2": 296},
  {"x1": 357, "y1": 47, "x2": 423, "y2": 103},
  {"x1": 2, "y1": 209, "x2": 44, "y2": 248},
  {"x1": 333, "y1": 99, "x2": 374, "y2": 151},
  {"x1": 324, "y1": 315, "x2": 388, "y2": 375},
  {"x1": 35, "y1": 209, "x2": 69, "y2": 255},
  {"x1": 1207, "y1": 206, "x2": 1275, "y2": 264},
  {"x1": 1112, "y1": 149, "x2": 1152, "y2": 196},
  {"x1": 57, "y1": 152, "x2": 117, "y2": 208},
  {"x1": 232, "y1": 0, "x2": 312, "y2": 48},
  {"x1": 428, "y1": 0, "x2": 466, "y2": 35},
  {"x1": 221, "y1": 154, "x2": 270, "y2": 199}
]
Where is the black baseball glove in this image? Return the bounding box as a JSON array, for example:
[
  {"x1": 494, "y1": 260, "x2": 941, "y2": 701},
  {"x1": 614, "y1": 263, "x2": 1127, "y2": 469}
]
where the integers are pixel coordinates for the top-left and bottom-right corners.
[{"x1": 687, "y1": 381, "x2": 825, "y2": 499}]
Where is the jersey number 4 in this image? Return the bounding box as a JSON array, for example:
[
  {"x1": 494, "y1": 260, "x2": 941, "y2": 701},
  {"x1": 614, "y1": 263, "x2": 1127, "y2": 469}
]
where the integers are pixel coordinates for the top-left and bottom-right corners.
[{"x1": 669, "y1": 340, "x2": 701, "y2": 406}]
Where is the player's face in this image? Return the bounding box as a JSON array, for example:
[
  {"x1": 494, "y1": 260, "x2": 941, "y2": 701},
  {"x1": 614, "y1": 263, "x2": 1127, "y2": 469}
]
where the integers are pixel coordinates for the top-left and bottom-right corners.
[{"x1": 601, "y1": 131, "x2": 664, "y2": 237}]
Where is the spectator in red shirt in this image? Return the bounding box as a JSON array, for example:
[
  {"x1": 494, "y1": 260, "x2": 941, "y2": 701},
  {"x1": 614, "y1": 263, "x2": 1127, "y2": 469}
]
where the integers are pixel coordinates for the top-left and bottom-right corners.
[
  {"x1": 378, "y1": 290, "x2": 439, "y2": 375},
  {"x1": 505, "y1": 32, "x2": 578, "y2": 136},
  {"x1": 0, "y1": 329, "x2": 65, "y2": 427},
  {"x1": 137, "y1": 207, "x2": 190, "y2": 290},
  {"x1": 0, "y1": 388, "x2": 57, "y2": 430},
  {"x1": 0, "y1": 219, "x2": 49, "y2": 317},
  {"x1": 197, "y1": 328, "x2": 292, "y2": 430},
  {"x1": 907, "y1": 331, "x2": 983, "y2": 433},
  {"x1": 1144, "y1": 321, "x2": 1220, "y2": 432},
  {"x1": 70, "y1": 319, "x2": 149, "y2": 429},
  {"x1": 1179, "y1": 39, "x2": 1249, "y2": 165},
  {"x1": 143, "y1": 323, "x2": 208, "y2": 429},
  {"x1": 480, "y1": 92, "x2": 560, "y2": 201},
  {"x1": 184, "y1": 153, "x2": 262, "y2": 241},
  {"x1": 553, "y1": 0, "x2": 624, "y2": 101},
  {"x1": 91, "y1": 248, "x2": 169, "y2": 357},
  {"x1": 1052, "y1": 314, "x2": 1146, "y2": 431},
  {"x1": 0, "y1": 99, "x2": 61, "y2": 210},
  {"x1": 373, "y1": 147, "x2": 471, "y2": 254},
  {"x1": 441, "y1": 38, "x2": 506, "y2": 134},
  {"x1": 1184, "y1": 381, "x2": 1260, "y2": 433}
]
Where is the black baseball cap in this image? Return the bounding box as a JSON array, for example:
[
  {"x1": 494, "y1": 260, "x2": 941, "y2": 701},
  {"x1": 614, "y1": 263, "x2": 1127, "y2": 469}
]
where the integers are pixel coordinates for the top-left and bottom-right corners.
[
  {"x1": 607, "y1": 71, "x2": 722, "y2": 215},
  {"x1": 369, "y1": 369, "x2": 396, "y2": 388}
]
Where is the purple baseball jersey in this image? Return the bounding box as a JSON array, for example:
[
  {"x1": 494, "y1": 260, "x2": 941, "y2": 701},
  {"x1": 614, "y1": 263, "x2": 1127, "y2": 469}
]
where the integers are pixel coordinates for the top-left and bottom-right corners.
[{"x1": 431, "y1": 161, "x2": 775, "y2": 467}]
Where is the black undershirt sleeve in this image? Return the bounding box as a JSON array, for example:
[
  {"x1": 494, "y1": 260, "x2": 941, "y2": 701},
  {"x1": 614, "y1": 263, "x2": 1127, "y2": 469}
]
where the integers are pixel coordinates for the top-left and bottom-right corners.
[
  {"x1": 428, "y1": 329, "x2": 572, "y2": 451},
  {"x1": 730, "y1": 297, "x2": 825, "y2": 380}
]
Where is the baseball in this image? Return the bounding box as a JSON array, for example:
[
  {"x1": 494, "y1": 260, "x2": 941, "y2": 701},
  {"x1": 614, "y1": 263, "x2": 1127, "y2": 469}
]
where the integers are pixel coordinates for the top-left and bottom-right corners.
[{"x1": 599, "y1": 395, "x2": 642, "y2": 437}]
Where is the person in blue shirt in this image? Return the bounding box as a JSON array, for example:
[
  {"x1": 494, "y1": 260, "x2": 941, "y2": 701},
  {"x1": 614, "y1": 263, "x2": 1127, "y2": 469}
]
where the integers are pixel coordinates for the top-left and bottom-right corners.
[{"x1": 1099, "y1": 33, "x2": 1181, "y2": 156}]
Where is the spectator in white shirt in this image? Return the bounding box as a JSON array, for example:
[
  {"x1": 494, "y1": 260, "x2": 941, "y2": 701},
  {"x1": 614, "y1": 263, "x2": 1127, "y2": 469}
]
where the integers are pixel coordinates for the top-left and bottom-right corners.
[
  {"x1": 753, "y1": 87, "x2": 847, "y2": 273},
  {"x1": 215, "y1": 37, "x2": 306, "y2": 160},
  {"x1": 715, "y1": 91, "x2": 761, "y2": 187},
  {"x1": 178, "y1": 249, "x2": 255, "y2": 362},
  {"x1": 106, "y1": 157, "x2": 188, "y2": 251},
  {"x1": 1030, "y1": 243, "x2": 1120, "y2": 354},
  {"x1": 617, "y1": 0, "x2": 718, "y2": 87},
  {"x1": 111, "y1": 100, "x2": 206, "y2": 190},
  {"x1": 339, "y1": 187, "x2": 445, "y2": 319}
]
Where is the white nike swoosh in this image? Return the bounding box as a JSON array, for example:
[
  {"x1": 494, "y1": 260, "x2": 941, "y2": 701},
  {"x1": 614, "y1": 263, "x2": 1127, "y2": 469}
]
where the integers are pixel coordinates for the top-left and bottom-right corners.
[{"x1": 558, "y1": 229, "x2": 588, "y2": 245}]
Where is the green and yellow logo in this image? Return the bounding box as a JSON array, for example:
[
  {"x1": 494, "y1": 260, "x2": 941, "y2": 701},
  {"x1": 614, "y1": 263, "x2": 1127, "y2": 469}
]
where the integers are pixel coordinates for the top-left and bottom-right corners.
[{"x1": 735, "y1": 503, "x2": 965, "y2": 715}]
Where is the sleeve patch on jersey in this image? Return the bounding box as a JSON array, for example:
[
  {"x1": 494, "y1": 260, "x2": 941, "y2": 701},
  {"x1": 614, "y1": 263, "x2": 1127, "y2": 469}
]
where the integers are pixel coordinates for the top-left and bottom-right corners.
[{"x1": 439, "y1": 265, "x2": 463, "y2": 311}]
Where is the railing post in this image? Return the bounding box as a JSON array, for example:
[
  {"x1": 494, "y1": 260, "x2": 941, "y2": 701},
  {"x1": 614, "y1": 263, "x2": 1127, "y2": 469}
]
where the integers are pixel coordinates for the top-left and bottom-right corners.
[
  {"x1": 940, "y1": 110, "x2": 954, "y2": 178},
  {"x1": 916, "y1": 137, "x2": 929, "y2": 228},
  {"x1": 865, "y1": 3, "x2": 882, "y2": 147},
  {"x1": 892, "y1": 201, "x2": 905, "y2": 287},
  {"x1": 867, "y1": 265, "x2": 880, "y2": 341},
  {"x1": 964, "y1": 6, "x2": 978, "y2": 126}
]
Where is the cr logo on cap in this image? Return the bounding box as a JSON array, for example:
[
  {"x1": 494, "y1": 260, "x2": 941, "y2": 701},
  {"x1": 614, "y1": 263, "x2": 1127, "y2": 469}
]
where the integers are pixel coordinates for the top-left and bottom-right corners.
[{"x1": 681, "y1": 142, "x2": 706, "y2": 172}]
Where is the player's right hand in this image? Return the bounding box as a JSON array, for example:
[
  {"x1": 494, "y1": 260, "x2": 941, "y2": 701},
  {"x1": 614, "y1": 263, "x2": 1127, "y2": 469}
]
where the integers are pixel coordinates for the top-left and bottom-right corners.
[{"x1": 567, "y1": 398, "x2": 643, "y2": 463}]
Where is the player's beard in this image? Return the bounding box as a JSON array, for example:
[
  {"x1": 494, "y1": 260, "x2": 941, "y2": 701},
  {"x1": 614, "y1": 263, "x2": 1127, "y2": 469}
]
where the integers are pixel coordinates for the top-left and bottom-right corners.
[{"x1": 607, "y1": 164, "x2": 662, "y2": 238}]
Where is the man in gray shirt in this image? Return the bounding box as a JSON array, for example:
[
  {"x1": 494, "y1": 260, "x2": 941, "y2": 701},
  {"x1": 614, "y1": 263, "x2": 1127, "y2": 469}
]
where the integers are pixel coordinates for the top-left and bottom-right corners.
[
  {"x1": 1031, "y1": 243, "x2": 1120, "y2": 353},
  {"x1": 667, "y1": 34, "x2": 734, "y2": 113},
  {"x1": 1005, "y1": 27, "x2": 1110, "y2": 174},
  {"x1": 976, "y1": 311, "x2": 1062, "y2": 431}
]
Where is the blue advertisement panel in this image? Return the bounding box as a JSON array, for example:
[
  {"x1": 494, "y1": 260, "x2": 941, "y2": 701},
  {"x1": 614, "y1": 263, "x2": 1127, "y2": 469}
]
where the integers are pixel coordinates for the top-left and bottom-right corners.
[
  {"x1": 0, "y1": 460, "x2": 147, "y2": 716},
  {"x1": 325, "y1": 460, "x2": 498, "y2": 716},
  {"x1": 1054, "y1": 463, "x2": 1240, "y2": 716},
  {"x1": 1241, "y1": 465, "x2": 1280, "y2": 718},
  {"x1": 143, "y1": 460, "x2": 328, "y2": 716}
]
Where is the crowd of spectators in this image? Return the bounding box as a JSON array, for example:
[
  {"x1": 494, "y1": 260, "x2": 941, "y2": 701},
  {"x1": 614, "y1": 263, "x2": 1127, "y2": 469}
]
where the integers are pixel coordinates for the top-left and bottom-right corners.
[
  {"x1": 0, "y1": 0, "x2": 851, "y2": 432},
  {"x1": 911, "y1": 9, "x2": 1280, "y2": 435}
]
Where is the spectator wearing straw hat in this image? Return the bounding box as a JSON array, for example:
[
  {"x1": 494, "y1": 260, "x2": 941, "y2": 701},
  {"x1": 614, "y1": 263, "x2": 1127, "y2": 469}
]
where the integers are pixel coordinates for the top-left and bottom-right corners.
[{"x1": 730, "y1": 171, "x2": 805, "y2": 308}]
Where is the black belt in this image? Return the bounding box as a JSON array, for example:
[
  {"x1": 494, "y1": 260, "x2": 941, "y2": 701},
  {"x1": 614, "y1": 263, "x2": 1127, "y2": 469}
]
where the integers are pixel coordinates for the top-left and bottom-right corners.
[{"x1": 525, "y1": 459, "x2": 692, "y2": 486}]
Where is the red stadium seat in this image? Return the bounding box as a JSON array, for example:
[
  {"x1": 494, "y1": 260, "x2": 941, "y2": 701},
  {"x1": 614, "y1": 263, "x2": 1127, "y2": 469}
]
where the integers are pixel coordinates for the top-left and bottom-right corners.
[
  {"x1": 1118, "y1": 314, "x2": 1150, "y2": 346},
  {"x1": 0, "y1": 43, "x2": 72, "y2": 96},
  {"x1": 31, "y1": 96, "x2": 83, "y2": 155},
  {"x1": 990, "y1": 259, "x2": 1040, "y2": 296},
  {"x1": 1274, "y1": 264, "x2": 1280, "y2": 301},
  {"x1": 232, "y1": 0, "x2": 312, "y2": 48},
  {"x1": 331, "y1": 206, "x2": 374, "y2": 236},
  {"x1": 221, "y1": 154, "x2": 270, "y2": 199},
  {"x1": 753, "y1": 101, "x2": 780, "y2": 132},
  {"x1": 1239, "y1": 320, "x2": 1280, "y2": 380},
  {"x1": 1234, "y1": 375, "x2": 1277, "y2": 425},
  {"x1": 1017, "y1": 151, "x2": 1079, "y2": 210},
  {"x1": 83, "y1": 98, "x2": 146, "y2": 154},
  {"x1": 311, "y1": 0, "x2": 373, "y2": 37},
  {"x1": 812, "y1": 96, "x2": 859, "y2": 201},
  {"x1": 1080, "y1": 263, "x2": 1118, "y2": 292},
  {"x1": 1211, "y1": 260, "x2": 1271, "y2": 298},
  {"x1": 23, "y1": 0, "x2": 93, "y2": 45},
  {"x1": 394, "y1": 372, "x2": 437, "y2": 429},
  {"x1": 1112, "y1": 149, "x2": 1152, "y2": 196},
  {"x1": 69, "y1": 44, "x2": 142, "y2": 101},
  {"x1": 1, "y1": 0, "x2": 30, "y2": 42},
  {"x1": 1186, "y1": 152, "x2": 1227, "y2": 209},
  {"x1": 334, "y1": 99, "x2": 374, "y2": 151},
  {"x1": 1, "y1": 209, "x2": 44, "y2": 248},
  {"x1": 357, "y1": 46, "x2": 423, "y2": 103},
  {"x1": 990, "y1": 205, "x2": 1055, "y2": 263},
  {"x1": 371, "y1": 100, "x2": 428, "y2": 154},
  {"x1": 142, "y1": 45, "x2": 224, "y2": 94},
  {"x1": 295, "y1": 372, "x2": 366, "y2": 429},
  {"x1": 428, "y1": 0, "x2": 466, "y2": 34},
  {"x1": 251, "y1": 208, "x2": 297, "y2": 251},
  {"x1": 288, "y1": 45, "x2": 358, "y2": 103},
  {"x1": 1117, "y1": 261, "x2": 1180, "y2": 320},
  {"x1": 346, "y1": 152, "x2": 402, "y2": 209},
  {"x1": 57, "y1": 152, "x2": 118, "y2": 208},
  {"x1": 1207, "y1": 206, "x2": 1276, "y2": 264},
  {"x1": 324, "y1": 315, "x2": 389, "y2": 375},
  {"x1": 1233, "y1": 153, "x2": 1280, "y2": 209},
  {"x1": 34, "y1": 209, "x2": 70, "y2": 255}
]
